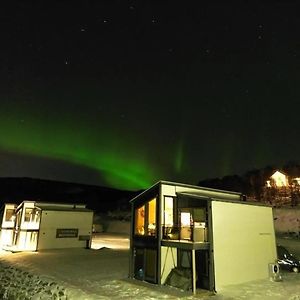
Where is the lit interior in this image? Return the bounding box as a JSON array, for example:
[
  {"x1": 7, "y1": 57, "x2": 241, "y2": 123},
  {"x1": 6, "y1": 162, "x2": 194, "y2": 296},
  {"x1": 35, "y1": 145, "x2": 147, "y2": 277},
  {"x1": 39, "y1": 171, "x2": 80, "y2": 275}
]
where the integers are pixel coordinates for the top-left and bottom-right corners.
[
  {"x1": 147, "y1": 198, "x2": 156, "y2": 235},
  {"x1": 5, "y1": 209, "x2": 15, "y2": 222},
  {"x1": 181, "y1": 212, "x2": 191, "y2": 226},
  {"x1": 164, "y1": 197, "x2": 173, "y2": 226},
  {"x1": 134, "y1": 198, "x2": 157, "y2": 236},
  {"x1": 135, "y1": 205, "x2": 145, "y2": 235}
]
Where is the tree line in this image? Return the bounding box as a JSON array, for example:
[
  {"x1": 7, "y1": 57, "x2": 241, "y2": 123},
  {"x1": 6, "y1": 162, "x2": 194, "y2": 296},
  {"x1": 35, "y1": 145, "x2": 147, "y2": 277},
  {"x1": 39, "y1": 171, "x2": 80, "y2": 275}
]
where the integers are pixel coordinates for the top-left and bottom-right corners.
[{"x1": 198, "y1": 161, "x2": 300, "y2": 205}]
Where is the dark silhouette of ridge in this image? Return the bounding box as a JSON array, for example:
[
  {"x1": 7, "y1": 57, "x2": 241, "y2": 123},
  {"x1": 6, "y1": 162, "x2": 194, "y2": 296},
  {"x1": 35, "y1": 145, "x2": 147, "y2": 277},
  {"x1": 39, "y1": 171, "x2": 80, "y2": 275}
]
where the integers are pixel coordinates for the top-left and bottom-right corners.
[{"x1": 0, "y1": 177, "x2": 141, "y2": 213}]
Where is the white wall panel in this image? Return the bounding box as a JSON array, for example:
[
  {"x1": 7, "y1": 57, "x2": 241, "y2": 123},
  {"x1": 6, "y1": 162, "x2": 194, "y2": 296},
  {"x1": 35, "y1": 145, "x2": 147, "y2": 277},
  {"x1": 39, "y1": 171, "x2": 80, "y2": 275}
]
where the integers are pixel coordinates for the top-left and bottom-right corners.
[
  {"x1": 38, "y1": 210, "x2": 93, "y2": 250},
  {"x1": 160, "y1": 246, "x2": 177, "y2": 284},
  {"x1": 212, "y1": 201, "x2": 276, "y2": 291}
]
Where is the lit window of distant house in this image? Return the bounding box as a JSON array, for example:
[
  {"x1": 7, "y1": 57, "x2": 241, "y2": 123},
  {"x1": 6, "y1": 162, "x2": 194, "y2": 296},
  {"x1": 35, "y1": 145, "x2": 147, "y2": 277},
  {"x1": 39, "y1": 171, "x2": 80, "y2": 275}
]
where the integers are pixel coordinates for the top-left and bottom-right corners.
[{"x1": 293, "y1": 178, "x2": 300, "y2": 186}]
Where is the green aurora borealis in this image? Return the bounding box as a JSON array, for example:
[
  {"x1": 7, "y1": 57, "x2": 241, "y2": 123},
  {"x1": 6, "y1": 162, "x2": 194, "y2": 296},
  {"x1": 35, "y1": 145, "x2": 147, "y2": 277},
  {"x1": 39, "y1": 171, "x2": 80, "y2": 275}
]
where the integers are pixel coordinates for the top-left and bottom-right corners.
[
  {"x1": 1, "y1": 2, "x2": 300, "y2": 190},
  {"x1": 0, "y1": 109, "x2": 165, "y2": 190}
]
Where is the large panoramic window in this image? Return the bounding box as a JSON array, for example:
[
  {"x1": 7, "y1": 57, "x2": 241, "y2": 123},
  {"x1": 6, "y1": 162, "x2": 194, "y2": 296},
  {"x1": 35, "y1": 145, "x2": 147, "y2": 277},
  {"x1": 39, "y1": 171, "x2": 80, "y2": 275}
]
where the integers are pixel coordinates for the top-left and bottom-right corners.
[{"x1": 134, "y1": 198, "x2": 157, "y2": 236}]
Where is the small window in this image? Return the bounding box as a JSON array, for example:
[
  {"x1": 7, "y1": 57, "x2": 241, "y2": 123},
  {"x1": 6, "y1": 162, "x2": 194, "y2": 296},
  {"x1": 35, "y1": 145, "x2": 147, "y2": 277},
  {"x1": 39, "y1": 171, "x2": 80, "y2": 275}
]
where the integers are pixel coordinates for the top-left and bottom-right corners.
[
  {"x1": 25, "y1": 208, "x2": 33, "y2": 222},
  {"x1": 5, "y1": 209, "x2": 15, "y2": 222},
  {"x1": 32, "y1": 209, "x2": 40, "y2": 223},
  {"x1": 24, "y1": 208, "x2": 40, "y2": 223}
]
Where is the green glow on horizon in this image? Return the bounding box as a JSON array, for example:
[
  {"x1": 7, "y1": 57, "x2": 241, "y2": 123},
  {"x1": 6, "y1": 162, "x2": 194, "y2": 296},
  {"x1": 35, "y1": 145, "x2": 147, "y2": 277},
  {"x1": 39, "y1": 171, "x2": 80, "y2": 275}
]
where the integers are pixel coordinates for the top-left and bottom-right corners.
[{"x1": 0, "y1": 111, "x2": 159, "y2": 190}]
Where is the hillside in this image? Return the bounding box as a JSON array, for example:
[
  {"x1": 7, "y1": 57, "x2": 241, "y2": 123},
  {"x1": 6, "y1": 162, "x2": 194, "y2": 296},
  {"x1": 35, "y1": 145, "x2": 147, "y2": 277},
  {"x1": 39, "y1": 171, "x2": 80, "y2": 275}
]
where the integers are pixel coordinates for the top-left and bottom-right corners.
[{"x1": 0, "y1": 177, "x2": 140, "y2": 213}]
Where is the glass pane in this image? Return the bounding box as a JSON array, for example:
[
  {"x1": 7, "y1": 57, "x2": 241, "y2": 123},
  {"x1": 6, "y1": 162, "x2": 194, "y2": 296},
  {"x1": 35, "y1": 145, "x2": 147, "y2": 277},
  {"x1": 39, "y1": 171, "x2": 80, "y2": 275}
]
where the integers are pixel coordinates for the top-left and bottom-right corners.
[
  {"x1": 135, "y1": 205, "x2": 145, "y2": 235},
  {"x1": 25, "y1": 208, "x2": 33, "y2": 222},
  {"x1": 181, "y1": 212, "x2": 191, "y2": 226},
  {"x1": 164, "y1": 197, "x2": 173, "y2": 226},
  {"x1": 147, "y1": 198, "x2": 156, "y2": 236},
  {"x1": 180, "y1": 212, "x2": 192, "y2": 240},
  {"x1": 33, "y1": 210, "x2": 41, "y2": 223},
  {"x1": 5, "y1": 209, "x2": 15, "y2": 222},
  {"x1": 179, "y1": 250, "x2": 191, "y2": 268}
]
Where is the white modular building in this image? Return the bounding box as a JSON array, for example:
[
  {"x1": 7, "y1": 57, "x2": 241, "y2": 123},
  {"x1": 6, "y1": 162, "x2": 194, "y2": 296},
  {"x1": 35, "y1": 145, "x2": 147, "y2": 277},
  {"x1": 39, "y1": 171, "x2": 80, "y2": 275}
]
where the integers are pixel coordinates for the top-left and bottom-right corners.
[
  {"x1": 0, "y1": 201, "x2": 93, "y2": 251},
  {"x1": 129, "y1": 181, "x2": 278, "y2": 293}
]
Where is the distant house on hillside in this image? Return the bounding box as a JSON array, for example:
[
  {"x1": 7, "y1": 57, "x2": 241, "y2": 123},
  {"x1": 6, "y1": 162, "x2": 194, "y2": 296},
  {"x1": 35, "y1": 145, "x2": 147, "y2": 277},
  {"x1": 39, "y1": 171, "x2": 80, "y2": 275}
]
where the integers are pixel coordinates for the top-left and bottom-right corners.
[
  {"x1": 266, "y1": 170, "x2": 289, "y2": 188},
  {"x1": 263, "y1": 170, "x2": 300, "y2": 207},
  {"x1": 0, "y1": 201, "x2": 93, "y2": 252}
]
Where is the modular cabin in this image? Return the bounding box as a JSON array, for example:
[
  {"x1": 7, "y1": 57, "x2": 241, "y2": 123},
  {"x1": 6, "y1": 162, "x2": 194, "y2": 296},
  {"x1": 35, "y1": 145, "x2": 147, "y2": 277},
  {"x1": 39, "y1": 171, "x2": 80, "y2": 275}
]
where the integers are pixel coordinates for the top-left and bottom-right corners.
[
  {"x1": 0, "y1": 201, "x2": 93, "y2": 251},
  {"x1": 129, "y1": 181, "x2": 278, "y2": 293}
]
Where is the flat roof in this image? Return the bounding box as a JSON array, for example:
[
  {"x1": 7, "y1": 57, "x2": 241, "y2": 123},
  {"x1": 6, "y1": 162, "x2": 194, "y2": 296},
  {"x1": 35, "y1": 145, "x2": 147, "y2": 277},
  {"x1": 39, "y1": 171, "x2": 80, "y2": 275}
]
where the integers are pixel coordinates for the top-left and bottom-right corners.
[
  {"x1": 130, "y1": 180, "x2": 270, "y2": 207},
  {"x1": 35, "y1": 205, "x2": 93, "y2": 212},
  {"x1": 130, "y1": 180, "x2": 242, "y2": 203},
  {"x1": 14, "y1": 201, "x2": 92, "y2": 212},
  {"x1": 161, "y1": 180, "x2": 242, "y2": 195},
  {"x1": 177, "y1": 192, "x2": 270, "y2": 207}
]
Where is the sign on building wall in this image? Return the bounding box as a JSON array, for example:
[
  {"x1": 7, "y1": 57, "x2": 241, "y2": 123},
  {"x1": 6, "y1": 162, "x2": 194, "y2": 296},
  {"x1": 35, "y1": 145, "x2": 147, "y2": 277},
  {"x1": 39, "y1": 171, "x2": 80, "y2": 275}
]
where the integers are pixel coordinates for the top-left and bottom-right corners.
[{"x1": 56, "y1": 228, "x2": 78, "y2": 238}]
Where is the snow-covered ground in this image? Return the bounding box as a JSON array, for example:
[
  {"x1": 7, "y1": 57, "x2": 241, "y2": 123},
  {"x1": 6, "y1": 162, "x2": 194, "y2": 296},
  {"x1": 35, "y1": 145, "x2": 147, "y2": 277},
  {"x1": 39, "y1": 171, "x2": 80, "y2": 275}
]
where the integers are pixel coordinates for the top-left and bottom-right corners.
[
  {"x1": 1, "y1": 231, "x2": 300, "y2": 299},
  {"x1": 274, "y1": 208, "x2": 300, "y2": 235}
]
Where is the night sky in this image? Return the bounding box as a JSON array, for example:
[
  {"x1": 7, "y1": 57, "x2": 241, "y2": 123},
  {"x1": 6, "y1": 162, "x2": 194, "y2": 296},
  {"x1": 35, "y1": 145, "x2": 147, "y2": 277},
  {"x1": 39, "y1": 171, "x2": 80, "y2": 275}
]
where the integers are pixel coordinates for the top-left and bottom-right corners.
[{"x1": 0, "y1": 1, "x2": 299, "y2": 190}]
